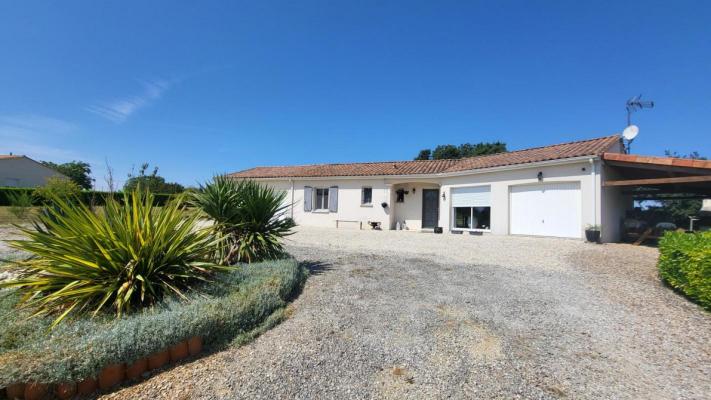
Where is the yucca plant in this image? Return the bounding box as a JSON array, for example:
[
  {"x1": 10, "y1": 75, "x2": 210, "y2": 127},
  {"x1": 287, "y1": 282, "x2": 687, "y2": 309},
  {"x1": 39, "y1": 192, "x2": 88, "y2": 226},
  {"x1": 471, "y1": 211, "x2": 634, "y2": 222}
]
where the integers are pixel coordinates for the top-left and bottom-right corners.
[
  {"x1": 191, "y1": 176, "x2": 295, "y2": 264},
  {"x1": 0, "y1": 189, "x2": 223, "y2": 328},
  {"x1": 232, "y1": 181, "x2": 296, "y2": 262}
]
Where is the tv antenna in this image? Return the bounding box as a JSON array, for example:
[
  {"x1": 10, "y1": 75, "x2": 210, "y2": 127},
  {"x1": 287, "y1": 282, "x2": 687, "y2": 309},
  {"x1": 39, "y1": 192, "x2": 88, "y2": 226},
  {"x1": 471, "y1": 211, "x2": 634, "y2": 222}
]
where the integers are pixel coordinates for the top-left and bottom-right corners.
[
  {"x1": 622, "y1": 95, "x2": 654, "y2": 153},
  {"x1": 626, "y1": 94, "x2": 654, "y2": 126}
]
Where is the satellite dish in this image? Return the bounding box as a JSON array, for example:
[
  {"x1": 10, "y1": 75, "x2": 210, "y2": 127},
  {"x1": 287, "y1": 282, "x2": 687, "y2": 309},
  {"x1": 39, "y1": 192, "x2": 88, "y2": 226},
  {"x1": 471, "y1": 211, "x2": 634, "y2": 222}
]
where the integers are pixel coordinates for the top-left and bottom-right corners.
[{"x1": 622, "y1": 125, "x2": 639, "y2": 141}]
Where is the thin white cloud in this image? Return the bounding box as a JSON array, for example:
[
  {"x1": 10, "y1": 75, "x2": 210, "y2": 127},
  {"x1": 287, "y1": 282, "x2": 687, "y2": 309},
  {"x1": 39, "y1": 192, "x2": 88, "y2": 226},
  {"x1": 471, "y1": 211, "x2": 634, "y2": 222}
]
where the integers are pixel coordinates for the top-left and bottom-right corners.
[
  {"x1": 0, "y1": 114, "x2": 76, "y2": 139},
  {"x1": 0, "y1": 114, "x2": 86, "y2": 162},
  {"x1": 87, "y1": 79, "x2": 172, "y2": 123}
]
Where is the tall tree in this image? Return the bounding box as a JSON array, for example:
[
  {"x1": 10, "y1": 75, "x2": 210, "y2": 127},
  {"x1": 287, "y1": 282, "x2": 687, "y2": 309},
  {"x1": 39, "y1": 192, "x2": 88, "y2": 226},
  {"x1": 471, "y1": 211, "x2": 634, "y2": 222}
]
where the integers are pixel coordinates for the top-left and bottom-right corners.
[
  {"x1": 41, "y1": 160, "x2": 93, "y2": 189},
  {"x1": 414, "y1": 149, "x2": 431, "y2": 161},
  {"x1": 123, "y1": 163, "x2": 185, "y2": 194},
  {"x1": 431, "y1": 144, "x2": 461, "y2": 160},
  {"x1": 415, "y1": 141, "x2": 507, "y2": 160}
]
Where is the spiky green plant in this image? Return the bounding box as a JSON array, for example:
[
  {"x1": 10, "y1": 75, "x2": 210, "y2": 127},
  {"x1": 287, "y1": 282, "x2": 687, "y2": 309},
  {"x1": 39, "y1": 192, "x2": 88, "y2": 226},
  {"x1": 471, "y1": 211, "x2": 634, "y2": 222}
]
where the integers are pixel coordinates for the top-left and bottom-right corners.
[
  {"x1": 7, "y1": 190, "x2": 33, "y2": 219},
  {"x1": 191, "y1": 176, "x2": 295, "y2": 264},
  {"x1": 233, "y1": 180, "x2": 296, "y2": 262},
  {"x1": 0, "y1": 189, "x2": 224, "y2": 328}
]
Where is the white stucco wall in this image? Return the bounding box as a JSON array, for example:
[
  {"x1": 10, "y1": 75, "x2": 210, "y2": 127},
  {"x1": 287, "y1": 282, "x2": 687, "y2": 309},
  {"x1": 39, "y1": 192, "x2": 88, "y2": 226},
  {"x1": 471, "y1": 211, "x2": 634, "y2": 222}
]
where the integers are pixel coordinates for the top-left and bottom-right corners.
[
  {"x1": 390, "y1": 182, "x2": 440, "y2": 230},
  {"x1": 438, "y1": 160, "x2": 603, "y2": 239},
  {"x1": 0, "y1": 157, "x2": 65, "y2": 187},
  {"x1": 262, "y1": 178, "x2": 392, "y2": 229},
  {"x1": 600, "y1": 164, "x2": 632, "y2": 243},
  {"x1": 254, "y1": 156, "x2": 628, "y2": 242}
]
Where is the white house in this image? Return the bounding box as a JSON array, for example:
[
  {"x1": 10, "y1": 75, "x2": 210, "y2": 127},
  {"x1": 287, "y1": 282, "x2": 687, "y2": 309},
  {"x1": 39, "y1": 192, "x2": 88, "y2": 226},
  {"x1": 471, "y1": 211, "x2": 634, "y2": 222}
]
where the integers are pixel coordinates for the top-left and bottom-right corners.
[
  {"x1": 0, "y1": 155, "x2": 66, "y2": 188},
  {"x1": 230, "y1": 134, "x2": 711, "y2": 242}
]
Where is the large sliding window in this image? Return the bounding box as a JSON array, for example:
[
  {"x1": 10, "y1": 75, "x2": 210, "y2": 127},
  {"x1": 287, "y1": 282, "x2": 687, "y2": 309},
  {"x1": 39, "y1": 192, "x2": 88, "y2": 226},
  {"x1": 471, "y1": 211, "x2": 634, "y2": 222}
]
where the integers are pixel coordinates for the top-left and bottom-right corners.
[
  {"x1": 454, "y1": 206, "x2": 490, "y2": 229},
  {"x1": 451, "y1": 186, "x2": 491, "y2": 231}
]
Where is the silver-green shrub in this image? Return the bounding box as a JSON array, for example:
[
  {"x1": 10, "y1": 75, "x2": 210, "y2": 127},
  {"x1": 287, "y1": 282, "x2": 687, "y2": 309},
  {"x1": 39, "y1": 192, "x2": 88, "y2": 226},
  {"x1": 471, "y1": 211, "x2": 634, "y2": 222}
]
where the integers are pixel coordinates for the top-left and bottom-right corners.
[{"x1": 0, "y1": 258, "x2": 306, "y2": 385}]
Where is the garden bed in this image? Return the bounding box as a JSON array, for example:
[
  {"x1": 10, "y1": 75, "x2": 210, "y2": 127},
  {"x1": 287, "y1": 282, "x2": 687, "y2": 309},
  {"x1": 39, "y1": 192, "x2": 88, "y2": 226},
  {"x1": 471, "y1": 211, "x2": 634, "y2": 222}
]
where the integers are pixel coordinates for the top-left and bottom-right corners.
[{"x1": 0, "y1": 258, "x2": 306, "y2": 398}]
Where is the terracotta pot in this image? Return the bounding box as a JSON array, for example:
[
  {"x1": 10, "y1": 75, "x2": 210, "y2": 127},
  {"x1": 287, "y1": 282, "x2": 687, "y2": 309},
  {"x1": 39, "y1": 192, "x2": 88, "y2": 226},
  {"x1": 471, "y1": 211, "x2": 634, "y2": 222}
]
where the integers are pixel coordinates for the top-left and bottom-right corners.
[
  {"x1": 24, "y1": 382, "x2": 49, "y2": 400},
  {"x1": 98, "y1": 363, "x2": 125, "y2": 390},
  {"x1": 126, "y1": 357, "x2": 148, "y2": 380},
  {"x1": 76, "y1": 377, "x2": 97, "y2": 396},
  {"x1": 55, "y1": 382, "x2": 77, "y2": 400},
  {"x1": 170, "y1": 341, "x2": 189, "y2": 362},
  {"x1": 6, "y1": 383, "x2": 26, "y2": 399},
  {"x1": 147, "y1": 349, "x2": 170, "y2": 370},
  {"x1": 188, "y1": 336, "x2": 203, "y2": 356}
]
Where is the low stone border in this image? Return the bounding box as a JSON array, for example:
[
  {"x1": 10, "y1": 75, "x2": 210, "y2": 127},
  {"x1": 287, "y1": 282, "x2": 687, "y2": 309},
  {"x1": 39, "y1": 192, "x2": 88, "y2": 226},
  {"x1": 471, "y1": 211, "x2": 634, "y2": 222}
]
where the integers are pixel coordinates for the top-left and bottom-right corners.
[{"x1": 2, "y1": 336, "x2": 203, "y2": 400}]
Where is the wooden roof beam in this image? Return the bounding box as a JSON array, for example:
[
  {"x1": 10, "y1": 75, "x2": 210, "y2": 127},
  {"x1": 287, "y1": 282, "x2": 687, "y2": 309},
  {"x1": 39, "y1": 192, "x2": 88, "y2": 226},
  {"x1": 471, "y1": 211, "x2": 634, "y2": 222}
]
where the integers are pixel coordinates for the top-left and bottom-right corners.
[{"x1": 603, "y1": 175, "x2": 711, "y2": 187}]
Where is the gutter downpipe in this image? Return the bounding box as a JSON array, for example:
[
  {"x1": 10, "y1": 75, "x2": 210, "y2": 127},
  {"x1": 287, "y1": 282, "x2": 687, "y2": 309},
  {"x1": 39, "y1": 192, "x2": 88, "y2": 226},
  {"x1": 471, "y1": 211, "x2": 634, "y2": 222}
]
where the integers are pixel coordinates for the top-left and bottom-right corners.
[
  {"x1": 590, "y1": 158, "x2": 597, "y2": 228},
  {"x1": 290, "y1": 179, "x2": 295, "y2": 218}
]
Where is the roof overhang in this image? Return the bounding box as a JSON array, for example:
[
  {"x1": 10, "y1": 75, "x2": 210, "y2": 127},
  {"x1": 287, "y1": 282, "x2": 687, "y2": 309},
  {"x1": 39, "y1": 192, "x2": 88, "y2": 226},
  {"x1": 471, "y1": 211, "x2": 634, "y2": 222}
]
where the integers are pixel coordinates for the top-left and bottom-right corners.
[
  {"x1": 602, "y1": 153, "x2": 711, "y2": 200},
  {"x1": 242, "y1": 155, "x2": 597, "y2": 181}
]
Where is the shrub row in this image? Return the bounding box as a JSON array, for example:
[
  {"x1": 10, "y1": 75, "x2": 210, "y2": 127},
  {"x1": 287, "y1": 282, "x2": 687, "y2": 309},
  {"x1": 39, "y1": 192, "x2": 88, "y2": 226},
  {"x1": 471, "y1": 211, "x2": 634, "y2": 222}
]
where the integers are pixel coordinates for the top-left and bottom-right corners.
[
  {"x1": 0, "y1": 258, "x2": 306, "y2": 386},
  {"x1": 658, "y1": 231, "x2": 711, "y2": 310},
  {"x1": 0, "y1": 187, "x2": 173, "y2": 207}
]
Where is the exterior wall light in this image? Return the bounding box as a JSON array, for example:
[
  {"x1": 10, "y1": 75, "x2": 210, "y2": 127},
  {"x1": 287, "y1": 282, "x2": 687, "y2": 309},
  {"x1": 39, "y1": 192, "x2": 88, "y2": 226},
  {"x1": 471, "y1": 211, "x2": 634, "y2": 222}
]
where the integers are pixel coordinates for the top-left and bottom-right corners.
[{"x1": 537, "y1": 171, "x2": 543, "y2": 181}]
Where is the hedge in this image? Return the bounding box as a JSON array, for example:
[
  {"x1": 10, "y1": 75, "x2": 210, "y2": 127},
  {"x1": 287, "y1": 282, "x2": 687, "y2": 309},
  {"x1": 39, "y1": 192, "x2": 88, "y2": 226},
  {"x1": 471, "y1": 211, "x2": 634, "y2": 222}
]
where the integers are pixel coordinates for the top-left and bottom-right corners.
[
  {"x1": 0, "y1": 258, "x2": 306, "y2": 386},
  {"x1": 0, "y1": 187, "x2": 173, "y2": 207},
  {"x1": 658, "y1": 231, "x2": 711, "y2": 311}
]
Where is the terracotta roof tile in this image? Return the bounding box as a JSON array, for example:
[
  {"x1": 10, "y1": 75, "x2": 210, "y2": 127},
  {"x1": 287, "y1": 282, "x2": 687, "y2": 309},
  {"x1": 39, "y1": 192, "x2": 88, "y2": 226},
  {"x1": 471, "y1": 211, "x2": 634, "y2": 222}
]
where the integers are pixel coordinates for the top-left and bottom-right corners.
[
  {"x1": 230, "y1": 135, "x2": 622, "y2": 179},
  {"x1": 0, "y1": 155, "x2": 23, "y2": 160}
]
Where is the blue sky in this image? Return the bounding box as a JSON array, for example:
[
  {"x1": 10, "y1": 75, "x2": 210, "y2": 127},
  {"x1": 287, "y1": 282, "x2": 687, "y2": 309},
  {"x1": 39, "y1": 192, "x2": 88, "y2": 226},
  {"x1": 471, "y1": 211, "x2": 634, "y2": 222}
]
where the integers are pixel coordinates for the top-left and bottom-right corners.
[{"x1": 1, "y1": 1, "x2": 709, "y2": 189}]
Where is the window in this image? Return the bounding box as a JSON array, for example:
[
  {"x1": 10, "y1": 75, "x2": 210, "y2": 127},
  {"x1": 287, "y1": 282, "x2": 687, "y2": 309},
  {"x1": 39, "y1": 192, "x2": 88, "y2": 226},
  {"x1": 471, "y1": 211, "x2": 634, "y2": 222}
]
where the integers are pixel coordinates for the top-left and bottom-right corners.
[
  {"x1": 451, "y1": 186, "x2": 491, "y2": 231},
  {"x1": 314, "y1": 188, "x2": 329, "y2": 210},
  {"x1": 361, "y1": 187, "x2": 372, "y2": 205},
  {"x1": 453, "y1": 206, "x2": 490, "y2": 230}
]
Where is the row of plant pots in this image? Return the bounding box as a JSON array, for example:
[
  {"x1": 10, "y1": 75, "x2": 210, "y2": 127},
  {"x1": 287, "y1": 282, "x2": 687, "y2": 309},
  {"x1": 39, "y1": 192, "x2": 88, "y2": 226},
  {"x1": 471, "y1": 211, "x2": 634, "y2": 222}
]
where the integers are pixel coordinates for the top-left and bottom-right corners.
[{"x1": 2, "y1": 336, "x2": 203, "y2": 400}]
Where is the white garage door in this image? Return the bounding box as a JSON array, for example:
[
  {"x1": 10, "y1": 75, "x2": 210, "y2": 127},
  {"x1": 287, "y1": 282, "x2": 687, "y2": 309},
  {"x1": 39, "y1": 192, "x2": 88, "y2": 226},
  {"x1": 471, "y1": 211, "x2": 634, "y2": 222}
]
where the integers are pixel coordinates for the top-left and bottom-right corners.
[{"x1": 509, "y1": 182, "x2": 582, "y2": 238}]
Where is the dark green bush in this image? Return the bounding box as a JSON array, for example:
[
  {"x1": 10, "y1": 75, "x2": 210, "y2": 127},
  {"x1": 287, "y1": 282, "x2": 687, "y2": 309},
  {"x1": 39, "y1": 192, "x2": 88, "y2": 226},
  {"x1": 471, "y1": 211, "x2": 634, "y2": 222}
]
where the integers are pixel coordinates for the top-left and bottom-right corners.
[
  {"x1": 7, "y1": 191, "x2": 33, "y2": 219},
  {"x1": 0, "y1": 187, "x2": 173, "y2": 207},
  {"x1": 0, "y1": 188, "x2": 35, "y2": 206},
  {"x1": 0, "y1": 258, "x2": 306, "y2": 386},
  {"x1": 658, "y1": 231, "x2": 711, "y2": 310}
]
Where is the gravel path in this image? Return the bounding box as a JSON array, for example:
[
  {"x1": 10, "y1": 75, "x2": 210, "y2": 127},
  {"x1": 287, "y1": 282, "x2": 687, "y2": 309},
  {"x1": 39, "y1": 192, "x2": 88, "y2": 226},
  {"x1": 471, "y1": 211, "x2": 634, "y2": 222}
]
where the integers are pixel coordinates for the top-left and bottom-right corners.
[
  {"x1": 0, "y1": 224, "x2": 29, "y2": 281},
  {"x1": 93, "y1": 227, "x2": 709, "y2": 399}
]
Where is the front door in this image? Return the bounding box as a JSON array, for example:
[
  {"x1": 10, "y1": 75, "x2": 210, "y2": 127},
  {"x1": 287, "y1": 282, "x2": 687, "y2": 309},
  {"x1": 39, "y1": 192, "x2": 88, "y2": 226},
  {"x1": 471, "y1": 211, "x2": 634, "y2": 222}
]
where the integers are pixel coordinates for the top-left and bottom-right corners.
[{"x1": 422, "y1": 189, "x2": 440, "y2": 229}]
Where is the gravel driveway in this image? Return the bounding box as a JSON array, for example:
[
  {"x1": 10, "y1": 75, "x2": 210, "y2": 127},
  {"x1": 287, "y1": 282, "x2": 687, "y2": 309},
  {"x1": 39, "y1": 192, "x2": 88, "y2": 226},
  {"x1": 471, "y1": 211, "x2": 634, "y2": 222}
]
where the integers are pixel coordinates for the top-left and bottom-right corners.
[{"x1": 103, "y1": 227, "x2": 710, "y2": 400}]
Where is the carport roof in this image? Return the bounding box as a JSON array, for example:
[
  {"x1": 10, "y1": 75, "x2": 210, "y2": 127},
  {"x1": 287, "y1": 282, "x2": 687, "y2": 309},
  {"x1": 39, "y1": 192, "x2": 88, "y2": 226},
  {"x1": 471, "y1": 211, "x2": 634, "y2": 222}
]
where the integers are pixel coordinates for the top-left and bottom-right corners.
[
  {"x1": 602, "y1": 152, "x2": 711, "y2": 199},
  {"x1": 230, "y1": 134, "x2": 621, "y2": 178},
  {"x1": 602, "y1": 153, "x2": 711, "y2": 171}
]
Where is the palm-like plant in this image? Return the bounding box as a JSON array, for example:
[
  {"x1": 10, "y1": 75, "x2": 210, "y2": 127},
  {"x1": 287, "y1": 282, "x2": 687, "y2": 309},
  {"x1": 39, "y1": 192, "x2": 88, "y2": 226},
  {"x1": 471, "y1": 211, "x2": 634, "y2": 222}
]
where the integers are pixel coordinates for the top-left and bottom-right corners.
[
  {"x1": 1, "y1": 189, "x2": 223, "y2": 327},
  {"x1": 191, "y1": 176, "x2": 295, "y2": 264}
]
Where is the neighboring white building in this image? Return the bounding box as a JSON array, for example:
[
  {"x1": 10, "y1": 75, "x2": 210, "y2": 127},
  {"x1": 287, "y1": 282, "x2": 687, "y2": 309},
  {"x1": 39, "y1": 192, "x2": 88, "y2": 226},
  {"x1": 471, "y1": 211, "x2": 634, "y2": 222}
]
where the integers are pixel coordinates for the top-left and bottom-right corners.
[
  {"x1": 230, "y1": 134, "x2": 711, "y2": 243},
  {"x1": 0, "y1": 155, "x2": 67, "y2": 188}
]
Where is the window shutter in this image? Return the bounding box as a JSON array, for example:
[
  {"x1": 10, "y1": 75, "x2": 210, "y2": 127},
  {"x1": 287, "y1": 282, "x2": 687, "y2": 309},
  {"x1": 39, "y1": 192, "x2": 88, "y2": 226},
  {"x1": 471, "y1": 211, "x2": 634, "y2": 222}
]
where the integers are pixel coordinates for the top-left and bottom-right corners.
[
  {"x1": 329, "y1": 186, "x2": 338, "y2": 212},
  {"x1": 304, "y1": 186, "x2": 313, "y2": 212}
]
